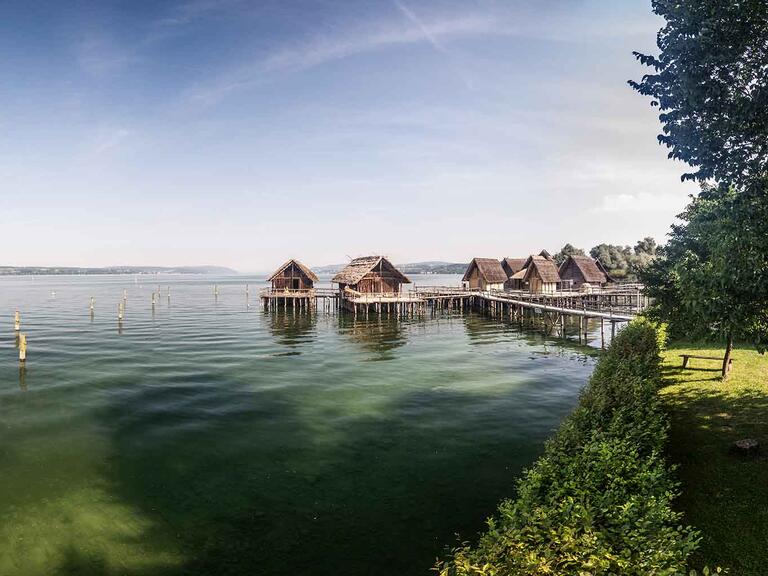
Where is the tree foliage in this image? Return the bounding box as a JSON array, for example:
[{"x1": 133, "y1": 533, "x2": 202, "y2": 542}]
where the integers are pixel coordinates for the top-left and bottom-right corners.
[
  {"x1": 631, "y1": 0, "x2": 768, "y2": 366},
  {"x1": 629, "y1": 0, "x2": 768, "y2": 185},
  {"x1": 589, "y1": 238, "x2": 657, "y2": 280},
  {"x1": 641, "y1": 183, "x2": 768, "y2": 355},
  {"x1": 553, "y1": 243, "x2": 585, "y2": 266}
]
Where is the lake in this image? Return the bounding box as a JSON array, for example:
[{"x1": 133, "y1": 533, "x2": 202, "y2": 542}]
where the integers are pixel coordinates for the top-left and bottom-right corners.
[{"x1": 0, "y1": 274, "x2": 597, "y2": 576}]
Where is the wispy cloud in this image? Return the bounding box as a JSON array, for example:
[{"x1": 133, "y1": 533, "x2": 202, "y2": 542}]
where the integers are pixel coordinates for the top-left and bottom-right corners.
[
  {"x1": 77, "y1": 34, "x2": 137, "y2": 76},
  {"x1": 76, "y1": 1, "x2": 245, "y2": 76},
  {"x1": 594, "y1": 192, "x2": 688, "y2": 213},
  {"x1": 154, "y1": 0, "x2": 244, "y2": 28},
  {"x1": 91, "y1": 126, "x2": 132, "y2": 155},
  {"x1": 184, "y1": 11, "x2": 499, "y2": 105},
  {"x1": 392, "y1": 0, "x2": 449, "y2": 54}
]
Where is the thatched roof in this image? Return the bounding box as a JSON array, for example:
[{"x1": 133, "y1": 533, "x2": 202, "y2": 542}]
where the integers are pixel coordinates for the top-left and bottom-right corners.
[
  {"x1": 268, "y1": 259, "x2": 319, "y2": 282},
  {"x1": 511, "y1": 267, "x2": 527, "y2": 280},
  {"x1": 462, "y1": 258, "x2": 508, "y2": 283},
  {"x1": 332, "y1": 256, "x2": 410, "y2": 285},
  {"x1": 539, "y1": 249, "x2": 553, "y2": 261},
  {"x1": 559, "y1": 255, "x2": 612, "y2": 284},
  {"x1": 501, "y1": 258, "x2": 527, "y2": 276},
  {"x1": 523, "y1": 255, "x2": 561, "y2": 283},
  {"x1": 595, "y1": 259, "x2": 615, "y2": 282}
]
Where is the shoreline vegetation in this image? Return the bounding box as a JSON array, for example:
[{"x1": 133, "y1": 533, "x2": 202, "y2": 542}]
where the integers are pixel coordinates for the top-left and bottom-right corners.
[{"x1": 437, "y1": 320, "x2": 700, "y2": 575}]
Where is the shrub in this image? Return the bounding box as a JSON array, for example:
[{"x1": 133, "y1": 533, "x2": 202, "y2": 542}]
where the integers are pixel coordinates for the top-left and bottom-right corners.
[{"x1": 437, "y1": 319, "x2": 699, "y2": 575}]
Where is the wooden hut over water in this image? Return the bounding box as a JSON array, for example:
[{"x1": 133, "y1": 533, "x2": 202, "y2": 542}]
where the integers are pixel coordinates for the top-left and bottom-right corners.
[
  {"x1": 332, "y1": 256, "x2": 410, "y2": 294},
  {"x1": 521, "y1": 255, "x2": 561, "y2": 294},
  {"x1": 463, "y1": 258, "x2": 507, "y2": 291},
  {"x1": 501, "y1": 258, "x2": 527, "y2": 290},
  {"x1": 262, "y1": 259, "x2": 319, "y2": 310},
  {"x1": 268, "y1": 259, "x2": 318, "y2": 291},
  {"x1": 558, "y1": 255, "x2": 614, "y2": 291}
]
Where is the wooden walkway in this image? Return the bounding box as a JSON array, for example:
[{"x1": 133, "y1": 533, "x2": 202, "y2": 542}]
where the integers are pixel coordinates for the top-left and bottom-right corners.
[
  {"x1": 260, "y1": 285, "x2": 647, "y2": 323},
  {"x1": 413, "y1": 286, "x2": 645, "y2": 321}
]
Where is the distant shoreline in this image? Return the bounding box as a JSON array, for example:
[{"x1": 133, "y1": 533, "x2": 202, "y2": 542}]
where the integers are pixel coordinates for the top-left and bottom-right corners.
[
  {"x1": 0, "y1": 266, "x2": 238, "y2": 276},
  {"x1": 0, "y1": 262, "x2": 469, "y2": 277}
]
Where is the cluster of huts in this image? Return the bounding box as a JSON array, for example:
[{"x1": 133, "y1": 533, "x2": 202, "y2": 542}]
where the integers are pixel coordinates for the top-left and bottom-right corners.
[
  {"x1": 463, "y1": 250, "x2": 614, "y2": 294},
  {"x1": 266, "y1": 251, "x2": 613, "y2": 298}
]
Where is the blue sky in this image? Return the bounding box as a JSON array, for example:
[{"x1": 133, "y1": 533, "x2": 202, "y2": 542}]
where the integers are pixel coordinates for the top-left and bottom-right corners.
[{"x1": 0, "y1": 0, "x2": 697, "y2": 272}]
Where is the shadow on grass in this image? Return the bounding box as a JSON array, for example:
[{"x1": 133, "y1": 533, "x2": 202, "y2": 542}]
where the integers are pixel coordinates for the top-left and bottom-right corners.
[{"x1": 661, "y1": 370, "x2": 768, "y2": 575}]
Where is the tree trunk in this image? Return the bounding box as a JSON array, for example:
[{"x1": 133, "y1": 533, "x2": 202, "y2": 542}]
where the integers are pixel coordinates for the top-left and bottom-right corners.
[{"x1": 721, "y1": 331, "x2": 734, "y2": 379}]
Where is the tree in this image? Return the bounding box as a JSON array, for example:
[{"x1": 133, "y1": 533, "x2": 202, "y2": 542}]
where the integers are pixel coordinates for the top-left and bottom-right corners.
[
  {"x1": 629, "y1": 0, "x2": 768, "y2": 186},
  {"x1": 590, "y1": 243, "x2": 633, "y2": 279},
  {"x1": 641, "y1": 183, "x2": 768, "y2": 377},
  {"x1": 553, "y1": 243, "x2": 585, "y2": 266},
  {"x1": 631, "y1": 1, "x2": 768, "y2": 374},
  {"x1": 634, "y1": 237, "x2": 657, "y2": 256}
]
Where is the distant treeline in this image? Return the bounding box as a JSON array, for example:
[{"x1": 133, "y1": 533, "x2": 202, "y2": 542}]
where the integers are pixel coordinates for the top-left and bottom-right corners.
[
  {"x1": 0, "y1": 265, "x2": 237, "y2": 276},
  {"x1": 314, "y1": 262, "x2": 468, "y2": 275}
]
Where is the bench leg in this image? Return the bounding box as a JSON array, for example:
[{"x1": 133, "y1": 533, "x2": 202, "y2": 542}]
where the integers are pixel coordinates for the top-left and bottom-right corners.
[{"x1": 682, "y1": 357, "x2": 689, "y2": 369}]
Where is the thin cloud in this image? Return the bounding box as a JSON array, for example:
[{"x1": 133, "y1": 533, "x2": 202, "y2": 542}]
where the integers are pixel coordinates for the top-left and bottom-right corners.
[
  {"x1": 77, "y1": 34, "x2": 137, "y2": 76},
  {"x1": 185, "y1": 12, "x2": 500, "y2": 105},
  {"x1": 393, "y1": 0, "x2": 449, "y2": 54},
  {"x1": 90, "y1": 126, "x2": 132, "y2": 155},
  {"x1": 594, "y1": 192, "x2": 688, "y2": 214}
]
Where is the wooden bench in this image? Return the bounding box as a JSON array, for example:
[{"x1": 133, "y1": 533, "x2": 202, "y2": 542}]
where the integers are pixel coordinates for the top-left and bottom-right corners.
[{"x1": 679, "y1": 354, "x2": 734, "y2": 369}]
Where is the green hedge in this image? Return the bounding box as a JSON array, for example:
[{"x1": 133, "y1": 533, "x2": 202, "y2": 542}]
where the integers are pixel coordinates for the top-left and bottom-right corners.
[{"x1": 437, "y1": 319, "x2": 699, "y2": 576}]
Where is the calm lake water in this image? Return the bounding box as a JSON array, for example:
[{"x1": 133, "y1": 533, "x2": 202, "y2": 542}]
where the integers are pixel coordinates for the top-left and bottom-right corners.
[{"x1": 0, "y1": 274, "x2": 597, "y2": 576}]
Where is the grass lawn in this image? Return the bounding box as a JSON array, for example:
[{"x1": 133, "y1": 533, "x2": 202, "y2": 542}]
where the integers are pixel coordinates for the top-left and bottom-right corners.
[{"x1": 661, "y1": 344, "x2": 768, "y2": 574}]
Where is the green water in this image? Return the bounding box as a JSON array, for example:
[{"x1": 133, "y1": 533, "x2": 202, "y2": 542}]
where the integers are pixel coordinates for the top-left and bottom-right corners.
[{"x1": 0, "y1": 275, "x2": 596, "y2": 576}]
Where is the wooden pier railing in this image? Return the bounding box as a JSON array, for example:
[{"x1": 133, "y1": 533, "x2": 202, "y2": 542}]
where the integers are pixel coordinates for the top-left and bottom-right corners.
[{"x1": 259, "y1": 284, "x2": 648, "y2": 322}]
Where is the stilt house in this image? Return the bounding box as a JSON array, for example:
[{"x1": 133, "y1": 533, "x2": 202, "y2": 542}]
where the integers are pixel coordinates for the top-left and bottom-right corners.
[
  {"x1": 268, "y1": 259, "x2": 318, "y2": 292},
  {"x1": 501, "y1": 258, "x2": 527, "y2": 290},
  {"x1": 462, "y1": 258, "x2": 508, "y2": 291},
  {"x1": 521, "y1": 255, "x2": 561, "y2": 294},
  {"x1": 558, "y1": 255, "x2": 614, "y2": 291},
  {"x1": 332, "y1": 256, "x2": 410, "y2": 294}
]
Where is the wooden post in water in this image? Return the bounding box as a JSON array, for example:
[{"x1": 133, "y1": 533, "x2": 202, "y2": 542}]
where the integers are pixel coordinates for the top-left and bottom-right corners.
[
  {"x1": 123, "y1": 289, "x2": 128, "y2": 302},
  {"x1": 19, "y1": 334, "x2": 27, "y2": 363},
  {"x1": 600, "y1": 318, "x2": 605, "y2": 350},
  {"x1": 118, "y1": 302, "x2": 124, "y2": 321},
  {"x1": 90, "y1": 297, "x2": 95, "y2": 312},
  {"x1": 14, "y1": 311, "x2": 20, "y2": 332}
]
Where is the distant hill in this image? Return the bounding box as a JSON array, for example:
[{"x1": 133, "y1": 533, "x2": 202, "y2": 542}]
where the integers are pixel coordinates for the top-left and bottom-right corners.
[
  {"x1": 314, "y1": 261, "x2": 467, "y2": 275},
  {"x1": 397, "y1": 261, "x2": 467, "y2": 274},
  {"x1": 0, "y1": 265, "x2": 238, "y2": 276}
]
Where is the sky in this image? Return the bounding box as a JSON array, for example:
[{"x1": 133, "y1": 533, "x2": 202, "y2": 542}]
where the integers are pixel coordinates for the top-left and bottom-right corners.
[{"x1": 0, "y1": 0, "x2": 698, "y2": 272}]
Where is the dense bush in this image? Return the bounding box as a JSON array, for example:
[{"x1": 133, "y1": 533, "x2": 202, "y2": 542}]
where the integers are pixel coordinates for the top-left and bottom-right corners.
[{"x1": 437, "y1": 320, "x2": 698, "y2": 575}]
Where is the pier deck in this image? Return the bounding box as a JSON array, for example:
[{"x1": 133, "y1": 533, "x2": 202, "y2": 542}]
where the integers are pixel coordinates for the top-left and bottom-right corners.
[{"x1": 261, "y1": 284, "x2": 647, "y2": 323}]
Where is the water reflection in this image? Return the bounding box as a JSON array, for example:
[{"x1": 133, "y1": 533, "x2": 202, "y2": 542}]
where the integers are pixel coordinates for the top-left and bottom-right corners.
[
  {"x1": 267, "y1": 309, "x2": 317, "y2": 348},
  {"x1": 338, "y1": 316, "x2": 406, "y2": 360}
]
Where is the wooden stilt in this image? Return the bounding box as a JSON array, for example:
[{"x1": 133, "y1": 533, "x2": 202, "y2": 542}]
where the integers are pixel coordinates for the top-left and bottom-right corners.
[{"x1": 19, "y1": 334, "x2": 27, "y2": 363}]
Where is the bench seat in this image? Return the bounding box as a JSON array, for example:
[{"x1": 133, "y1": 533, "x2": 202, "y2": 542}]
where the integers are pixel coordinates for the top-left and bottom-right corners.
[{"x1": 679, "y1": 354, "x2": 734, "y2": 369}]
